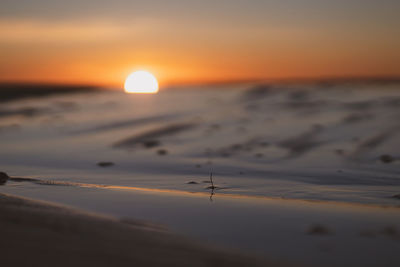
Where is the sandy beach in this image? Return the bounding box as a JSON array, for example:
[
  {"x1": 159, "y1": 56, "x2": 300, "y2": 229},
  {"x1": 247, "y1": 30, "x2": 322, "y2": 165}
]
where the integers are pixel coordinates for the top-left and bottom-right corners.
[
  {"x1": 0, "y1": 192, "x2": 278, "y2": 267},
  {"x1": 1, "y1": 171, "x2": 400, "y2": 266},
  {"x1": 1, "y1": 82, "x2": 400, "y2": 266}
]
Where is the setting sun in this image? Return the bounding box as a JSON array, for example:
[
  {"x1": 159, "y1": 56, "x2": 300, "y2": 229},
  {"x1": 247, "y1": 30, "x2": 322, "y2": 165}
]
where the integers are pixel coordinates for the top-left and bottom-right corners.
[{"x1": 124, "y1": 71, "x2": 159, "y2": 94}]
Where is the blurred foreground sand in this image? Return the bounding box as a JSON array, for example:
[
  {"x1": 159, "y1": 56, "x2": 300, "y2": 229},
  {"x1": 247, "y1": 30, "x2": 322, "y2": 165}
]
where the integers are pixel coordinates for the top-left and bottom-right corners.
[{"x1": 0, "y1": 193, "x2": 287, "y2": 267}]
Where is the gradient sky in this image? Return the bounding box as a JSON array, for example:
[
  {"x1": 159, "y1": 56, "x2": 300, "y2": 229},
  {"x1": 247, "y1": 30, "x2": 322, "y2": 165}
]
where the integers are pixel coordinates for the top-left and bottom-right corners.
[{"x1": 0, "y1": 0, "x2": 399, "y2": 87}]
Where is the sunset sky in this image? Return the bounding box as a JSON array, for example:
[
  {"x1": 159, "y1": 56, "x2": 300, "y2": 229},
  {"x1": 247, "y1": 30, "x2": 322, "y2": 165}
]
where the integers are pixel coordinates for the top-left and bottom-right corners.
[{"x1": 0, "y1": 0, "x2": 399, "y2": 87}]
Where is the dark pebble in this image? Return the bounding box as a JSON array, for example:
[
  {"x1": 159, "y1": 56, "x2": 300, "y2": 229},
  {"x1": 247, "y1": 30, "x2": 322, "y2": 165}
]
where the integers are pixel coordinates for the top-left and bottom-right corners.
[
  {"x1": 392, "y1": 194, "x2": 400, "y2": 199},
  {"x1": 97, "y1": 162, "x2": 115, "y2": 167},
  {"x1": 221, "y1": 152, "x2": 231, "y2": 157},
  {"x1": 307, "y1": 224, "x2": 333, "y2": 235},
  {"x1": 380, "y1": 154, "x2": 395, "y2": 163},
  {"x1": 0, "y1": 171, "x2": 9, "y2": 185},
  {"x1": 231, "y1": 144, "x2": 243, "y2": 150},
  {"x1": 335, "y1": 149, "x2": 345, "y2": 155},
  {"x1": 381, "y1": 226, "x2": 398, "y2": 238},
  {"x1": 157, "y1": 149, "x2": 168, "y2": 155},
  {"x1": 142, "y1": 140, "x2": 160, "y2": 148}
]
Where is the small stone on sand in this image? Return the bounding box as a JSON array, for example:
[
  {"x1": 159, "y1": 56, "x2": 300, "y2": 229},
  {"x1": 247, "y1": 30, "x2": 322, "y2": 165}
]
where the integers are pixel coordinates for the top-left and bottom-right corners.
[
  {"x1": 381, "y1": 226, "x2": 399, "y2": 238},
  {"x1": 380, "y1": 154, "x2": 395, "y2": 163},
  {"x1": 392, "y1": 194, "x2": 400, "y2": 199},
  {"x1": 0, "y1": 171, "x2": 9, "y2": 185},
  {"x1": 335, "y1": 149, "x2": 345, "y2": 155},
  {"x1": 97, "y1": 162, "x2": 115, "y2": 167},
  {"x1": 143, "y1": 140, "x2": 160, "y2": 148},
  {"x1": 157, "y1": 149, "x2": 168, "y2": 155},
  {"x1": 307, "y1": 224, "x2": 333, "y2": 235}
]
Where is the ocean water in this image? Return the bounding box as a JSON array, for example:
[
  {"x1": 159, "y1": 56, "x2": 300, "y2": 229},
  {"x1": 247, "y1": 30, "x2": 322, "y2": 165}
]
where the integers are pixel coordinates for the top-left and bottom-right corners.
[{"x1": 0, "y1": 82, "x2": 400, "y2": 206}]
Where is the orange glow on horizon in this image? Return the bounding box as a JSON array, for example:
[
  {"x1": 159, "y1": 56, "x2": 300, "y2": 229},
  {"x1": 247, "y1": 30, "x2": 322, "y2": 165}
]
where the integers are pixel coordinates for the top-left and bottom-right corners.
[{"x1": 0, "y1": 16, "x2": 399, "y2": 87}]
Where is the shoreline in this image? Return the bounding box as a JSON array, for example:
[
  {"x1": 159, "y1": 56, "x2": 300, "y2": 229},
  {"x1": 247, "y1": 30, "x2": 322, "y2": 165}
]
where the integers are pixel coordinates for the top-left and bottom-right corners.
[
  {"x1": 5, "y1": 175, "x2": 400, "y2": 209},
  {"x1": 2, "y1": 175, "x2": 400, "y2": 266}
]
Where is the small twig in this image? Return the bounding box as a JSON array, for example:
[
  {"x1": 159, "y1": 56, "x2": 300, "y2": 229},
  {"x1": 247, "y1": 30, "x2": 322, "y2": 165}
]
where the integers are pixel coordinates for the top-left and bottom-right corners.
[{"x1": 209, "y1": 172, "x2": 215, "y2": 202}]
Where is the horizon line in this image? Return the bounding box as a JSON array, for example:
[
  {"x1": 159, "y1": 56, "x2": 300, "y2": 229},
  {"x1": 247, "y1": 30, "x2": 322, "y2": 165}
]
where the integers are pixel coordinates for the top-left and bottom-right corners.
[{"x1": 1, "y1": 75, "x2": 400, "y2": 89}]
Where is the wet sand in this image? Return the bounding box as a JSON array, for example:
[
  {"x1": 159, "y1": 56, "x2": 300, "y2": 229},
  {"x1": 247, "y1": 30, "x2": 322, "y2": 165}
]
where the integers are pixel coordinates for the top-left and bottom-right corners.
[
  {"x1": 2, "y1": 174, "x2": 400, "y2": 266},
  {"x1": 1, "y1": 82, "x2": 400, "y2": 266},
  {"x1": 0, "y1": 193, "x2": 280, "y2": 267}
]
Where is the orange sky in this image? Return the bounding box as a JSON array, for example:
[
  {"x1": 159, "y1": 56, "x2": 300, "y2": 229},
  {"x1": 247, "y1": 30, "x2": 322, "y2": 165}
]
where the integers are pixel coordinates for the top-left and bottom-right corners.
[{"x1": 1, "y1": 1, "x2": 399, "y2": 88}]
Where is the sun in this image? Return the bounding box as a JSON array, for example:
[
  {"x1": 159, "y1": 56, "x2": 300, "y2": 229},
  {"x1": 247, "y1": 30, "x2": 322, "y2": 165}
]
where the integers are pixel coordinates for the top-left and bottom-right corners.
[{"x1": 124, "y1": 71, "x2": 159, "y2": 94}]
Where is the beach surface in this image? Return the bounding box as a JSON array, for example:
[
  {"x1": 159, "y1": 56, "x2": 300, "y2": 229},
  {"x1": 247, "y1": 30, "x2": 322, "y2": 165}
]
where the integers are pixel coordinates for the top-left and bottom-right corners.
[
  {"x1": 0, "y1": 192, "x2": 275, "y2": 267},
  {"x1": 1, "y1": 81, "x2": 400, "y2": 266},
  {"x1": 1, "y1": 82, "x2": 399, "y2": 205},
  {"x1": 1, "y1": 174, "x2": 400, "y2": 267}
]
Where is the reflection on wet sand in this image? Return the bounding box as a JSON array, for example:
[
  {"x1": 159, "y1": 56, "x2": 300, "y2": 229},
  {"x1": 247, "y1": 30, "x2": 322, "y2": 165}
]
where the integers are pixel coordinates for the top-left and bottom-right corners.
[{"x1": 6, "y1": 174, "x2": 400, "y2": 211}]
